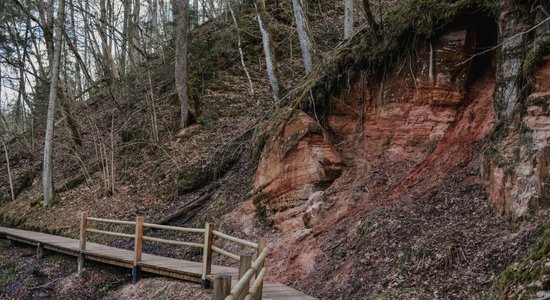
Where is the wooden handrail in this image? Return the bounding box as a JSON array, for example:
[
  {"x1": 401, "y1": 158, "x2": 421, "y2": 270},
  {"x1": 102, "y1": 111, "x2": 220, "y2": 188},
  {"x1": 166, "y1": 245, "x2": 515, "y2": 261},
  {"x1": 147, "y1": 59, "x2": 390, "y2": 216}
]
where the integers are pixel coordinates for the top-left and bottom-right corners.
[
  {"x1": 252, "y1": 247, "x2": 269, "y2": 271},
  {"x1": 77, "y1": 212, "x2": 268, "y2": 298},
  {"x1": 212, "y1": 245, "x2": 240, "y2": 261},
  {"x1": 86, "y1": 228, "x2": 135, "y2": 239},
  {"x1": 213, "y1": 230, "x2": 259, "y2": 249},
  {"x1": 244, "y1": 267, "x2": 267, "y2": 300},
  {"x1": 254, "y1": 239, "x2": 267, "y2": 300},
  {"x1": 143, "y1": 235, "x2": 204, "y2": 248},
  {"x1": 87, "y1": 217, "x2": 136, "y2": 225},
  {"x1": 225, "y1": 247, "x2": 269, "y2": 300},
  {"x1": 143, "y1": 222, "x2": 206, "y2": 234}
]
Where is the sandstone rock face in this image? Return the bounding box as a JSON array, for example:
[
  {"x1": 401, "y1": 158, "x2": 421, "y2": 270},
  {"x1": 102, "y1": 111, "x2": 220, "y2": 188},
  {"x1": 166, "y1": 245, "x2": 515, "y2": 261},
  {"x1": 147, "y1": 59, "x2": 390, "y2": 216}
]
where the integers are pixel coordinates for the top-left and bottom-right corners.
[
  {"x1": 481, "y1": 2, "x2": 550, "y2": 220},
  {"x1": 253, "y1": 111, "x2": 343, "y2": 223},
  {"x1": 482, "y1": 54, "x2": 550, "y2": 221},
  {"x1": 253, "y1": 27, "x2": 497, "y2": 227},
  {"x1": 329, "y1": 28, "x2": 476, "y2": 163},
  {"x1": 302, "y1": 191, "x2": 324, "y2": 228}
]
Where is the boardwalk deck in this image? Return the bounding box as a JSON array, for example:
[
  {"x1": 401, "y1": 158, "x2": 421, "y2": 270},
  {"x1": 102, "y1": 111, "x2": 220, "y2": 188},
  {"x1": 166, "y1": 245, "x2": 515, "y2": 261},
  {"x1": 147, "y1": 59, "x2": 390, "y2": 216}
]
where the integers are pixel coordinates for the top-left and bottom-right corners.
[{"x1": 0, "y1": 226, "x2": 316, "y2": 300}]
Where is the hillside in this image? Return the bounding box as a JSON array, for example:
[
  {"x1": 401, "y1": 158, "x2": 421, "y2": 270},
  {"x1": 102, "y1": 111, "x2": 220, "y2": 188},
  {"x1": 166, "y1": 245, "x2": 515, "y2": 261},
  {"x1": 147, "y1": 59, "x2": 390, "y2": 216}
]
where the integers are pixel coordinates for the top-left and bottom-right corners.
[{"x1": 1, "y1": 0, "x2": 549, "y2": 299}]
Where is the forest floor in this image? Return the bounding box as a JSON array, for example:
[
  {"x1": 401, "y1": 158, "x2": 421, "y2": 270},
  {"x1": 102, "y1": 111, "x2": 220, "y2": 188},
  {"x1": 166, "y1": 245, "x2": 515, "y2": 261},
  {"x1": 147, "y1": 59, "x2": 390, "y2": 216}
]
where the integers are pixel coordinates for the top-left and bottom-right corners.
[{"x1": 0, "y1": 239, "x2": 211, "y2": 299}]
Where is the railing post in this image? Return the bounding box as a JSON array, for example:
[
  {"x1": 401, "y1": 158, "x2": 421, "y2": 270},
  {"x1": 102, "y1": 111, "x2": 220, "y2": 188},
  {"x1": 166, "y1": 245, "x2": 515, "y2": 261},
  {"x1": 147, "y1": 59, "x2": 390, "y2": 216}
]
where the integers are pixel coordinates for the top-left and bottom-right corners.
[
  {"x1": 254, "y1": 238, "x2": 267, "y2": 300},
  {"x1": 132, "y1": 216, "x2": 144, "y2": 284},
  {"x1": 78, "y1": 211, "x2": 88, "y2": 274},
  {"x1": 36, "y1": 242, "x2": 44, "y2": 259},
  {"x1": 201, "y1": 222, "x2": 214, "y2": 288},
  {"x1": 238, "y1": 254, "x2": 252, "y2": 300},
  {"x1": 79, "y1": 211, "x2": 88, "y2": 251},
  {"x1": 213, "y1": 275, "x2": 231, "y2": 300}
]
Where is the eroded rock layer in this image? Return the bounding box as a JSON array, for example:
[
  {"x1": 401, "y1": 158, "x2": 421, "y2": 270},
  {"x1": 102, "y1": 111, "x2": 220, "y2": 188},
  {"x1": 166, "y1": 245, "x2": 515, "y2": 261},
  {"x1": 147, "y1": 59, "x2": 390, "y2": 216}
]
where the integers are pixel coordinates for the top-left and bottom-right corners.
[{"x1": 253, "y1": 110, "x2": 344, "y2": 223}]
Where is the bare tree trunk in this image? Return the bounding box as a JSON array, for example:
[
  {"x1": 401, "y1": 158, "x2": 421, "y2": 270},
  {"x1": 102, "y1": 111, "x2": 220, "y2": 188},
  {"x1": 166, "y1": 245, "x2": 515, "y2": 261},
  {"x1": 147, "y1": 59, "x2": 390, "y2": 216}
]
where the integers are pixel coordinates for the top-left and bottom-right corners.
[
  {"x1": 291, "y1": 0, "x2": 313, "y2": 74},
  {"x1": 98, "y1": 0, "x2": 120, "y2": 81},
  {"x1": 43, "y1": 0, "x2": 65, "y2": 206},
  {"x1": 175, "y1": 0, "x2": 189, "y2": 128},
  {"x1": 344, "y1": 0, "x2": 353, "y2": 38},
  {"x1": 9, "y1": 20, "x2": 29, "y2": 125},
  {"x1": 147, "y1": 0, "x2": 160, "y2": 52},
  {"x1": 1, "y1": 138, "x2": 15, "y2": 202},
  {"x1": 147, "y1": 66, "x2": 159, "y2": 142},
  {"x1": 229, "y1": 2, "x2": 254, "y2": 95},
  {"x1": 193, "y1": 0, "x2": 199, "y2": 26},
  {"x1": 30, "y1": 27, "x2": 47, "y2": 80},
  {"x1": 40, "y1": 0, "x2": 55, "y2": 66},
  {"x1": 82, "y1": 0, "x2": 91, "y2": 95},
  {"x1": 159, "y1": 0, "x2": 167, "y2": 35},
  {"x1": 129, "y1": 0, "x2": 141, "y2": 66},
  {"x1": 70, "y1": 0, "x2": 82, "y2": 96},
  {"x1": 255, "y1": 1, "x2": 281, "y2": 102},
  {"x1": 110, "y1": 115, "x2": 115, "y2": 194},
  {"x1": 120, "y1": 0, "x2": 131, "y2": 77}
]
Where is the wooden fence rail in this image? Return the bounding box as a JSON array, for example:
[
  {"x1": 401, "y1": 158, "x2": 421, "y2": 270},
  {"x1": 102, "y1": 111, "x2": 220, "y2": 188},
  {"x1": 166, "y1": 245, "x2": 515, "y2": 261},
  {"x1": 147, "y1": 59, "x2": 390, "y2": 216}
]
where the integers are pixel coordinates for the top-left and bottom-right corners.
[
  {"x1": 223, "y1": 246, "x2": 269, "y2": 300},
  {"x1": 77, "y1": 212, "x2": 267, "y2": 299}
]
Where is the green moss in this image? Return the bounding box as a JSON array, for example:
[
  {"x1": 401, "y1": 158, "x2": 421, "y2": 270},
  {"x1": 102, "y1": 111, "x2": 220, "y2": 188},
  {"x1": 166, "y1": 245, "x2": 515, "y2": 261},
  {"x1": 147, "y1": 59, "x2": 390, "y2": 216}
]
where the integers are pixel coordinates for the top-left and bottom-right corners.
[
  {"x1": 530, "y1": 229, "x2": 550, "y2": 261},
  {"x1": 491, "y1": 229, "x2": 550, "y2": 299},
  {"x1": 523, "y1": 38, "x2": 550, "y2": 81}
]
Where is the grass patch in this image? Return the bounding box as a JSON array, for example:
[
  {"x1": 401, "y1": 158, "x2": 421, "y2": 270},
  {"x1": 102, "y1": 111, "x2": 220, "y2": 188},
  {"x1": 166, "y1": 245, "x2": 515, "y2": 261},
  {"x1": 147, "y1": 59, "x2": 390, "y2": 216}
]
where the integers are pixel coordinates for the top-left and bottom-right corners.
[
  {"x1": 0, "y1": 261, "x2": 19, "y2": 291},
  {"x1": 491, "y1": 229, "x2": 550, "y2": 299}
]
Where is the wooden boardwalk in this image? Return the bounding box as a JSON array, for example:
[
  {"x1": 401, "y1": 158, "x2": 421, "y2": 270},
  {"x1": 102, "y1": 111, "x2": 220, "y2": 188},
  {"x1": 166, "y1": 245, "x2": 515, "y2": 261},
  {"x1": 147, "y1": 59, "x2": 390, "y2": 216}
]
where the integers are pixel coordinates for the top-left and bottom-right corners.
[{"x1": 0, "y1": 226, "x2": 316, "y2": 300}]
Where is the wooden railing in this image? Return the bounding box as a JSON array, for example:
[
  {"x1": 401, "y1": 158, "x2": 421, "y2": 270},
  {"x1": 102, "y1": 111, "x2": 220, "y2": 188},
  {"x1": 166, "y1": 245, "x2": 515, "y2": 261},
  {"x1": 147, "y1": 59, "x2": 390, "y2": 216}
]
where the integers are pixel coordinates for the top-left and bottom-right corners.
[
  {"x1": 78, "y1": 212, "x2": 268, "y2": 299},
  {"x1": 221, "y1": 243, "x2": 268, "y2": 300}
]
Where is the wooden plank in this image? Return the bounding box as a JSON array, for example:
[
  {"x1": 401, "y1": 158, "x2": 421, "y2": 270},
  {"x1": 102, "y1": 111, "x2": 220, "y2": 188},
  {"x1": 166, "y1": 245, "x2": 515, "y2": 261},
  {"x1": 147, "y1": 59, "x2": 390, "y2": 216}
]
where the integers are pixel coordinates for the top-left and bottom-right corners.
[
  {"x1": 7, "y1": 235, "x2": 38, "y2": 246},
  {"x1": 86, "y1": 255, "x2": 133, "y2": 269},
  {"x1": 140, "y1": 265, "x2": 202, "y2": 283}
]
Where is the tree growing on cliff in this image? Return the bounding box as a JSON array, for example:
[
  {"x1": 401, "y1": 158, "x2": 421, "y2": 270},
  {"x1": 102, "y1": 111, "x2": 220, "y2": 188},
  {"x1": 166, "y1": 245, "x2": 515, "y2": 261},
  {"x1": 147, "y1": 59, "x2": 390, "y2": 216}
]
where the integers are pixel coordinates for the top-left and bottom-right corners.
[
  {"x1": 344, "y1": 0, "x2": 353, "y2": 38},
  {"x1": 291, "y1": 0, "x2": 313, "y2": 74},
  {"x1": 254, "y1": 0, "x2": 283, "y2": 102}
]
